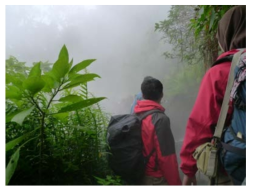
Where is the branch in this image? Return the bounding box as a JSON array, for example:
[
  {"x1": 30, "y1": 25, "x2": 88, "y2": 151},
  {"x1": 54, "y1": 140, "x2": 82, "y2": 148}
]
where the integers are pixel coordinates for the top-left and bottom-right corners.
[
  {"x1": 29, "y1": 97, "x2": 44, "y2": 115},
  {"x1": 46, "y1": 79, "x2": 64, "y2": 110}
]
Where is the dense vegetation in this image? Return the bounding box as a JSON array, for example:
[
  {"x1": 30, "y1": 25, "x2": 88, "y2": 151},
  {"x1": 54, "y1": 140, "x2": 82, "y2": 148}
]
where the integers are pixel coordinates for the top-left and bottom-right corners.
[{"x1": 6, "y1": 46, "x2": 122, "y2": 185}]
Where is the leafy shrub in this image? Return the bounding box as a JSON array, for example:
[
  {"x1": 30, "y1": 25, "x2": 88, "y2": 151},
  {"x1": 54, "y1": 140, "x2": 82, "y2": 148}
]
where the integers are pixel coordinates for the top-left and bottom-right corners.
[{"x1": 6, "y1": 45, "x2": 114, "y2": 185}]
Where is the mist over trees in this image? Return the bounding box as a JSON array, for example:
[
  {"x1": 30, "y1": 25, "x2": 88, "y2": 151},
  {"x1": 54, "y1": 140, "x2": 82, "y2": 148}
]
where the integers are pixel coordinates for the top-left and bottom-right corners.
[
  {"x1": 6, "y1": 5, "x2": 175, "y2": 114},
  {"x1": 6, "y1": 5, "x2": 201, "y2": 139}
]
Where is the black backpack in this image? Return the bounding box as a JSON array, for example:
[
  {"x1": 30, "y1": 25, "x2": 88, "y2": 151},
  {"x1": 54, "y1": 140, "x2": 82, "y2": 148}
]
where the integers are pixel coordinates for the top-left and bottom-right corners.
[{"x1": 106, "y1": 110, "x2": 163, "y2": 185}]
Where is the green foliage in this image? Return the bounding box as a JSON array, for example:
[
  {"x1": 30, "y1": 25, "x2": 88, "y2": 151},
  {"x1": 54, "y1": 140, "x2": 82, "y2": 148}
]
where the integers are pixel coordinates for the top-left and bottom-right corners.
[
  {"x1": 50, "y1": 45, "x2": 70, "y2": 82},
  {"x1": 23, "y1": 76, "x2": 46, "y2": 95},
  {"x1": 62, "y1": 73, "x2": 100, "y2": 89},
  {"x1": 11, "y1": 106, "x2": 35, "y2": 125},
  {"x1": 6, "y1": 148, "x2": 20, "y2": 185},
  {"x1": 6, "y1": 136, "x2": 38, "y2": 185},
  {"x1": 190, "y1": 5, "x2": 235, "y2": 37},
  {"x1": 68, "y1": 59, "x2": 96, "y2": 78},
  {"x1": 6, "y1": 85, "x2": 22, "y2": 99},
  {"x1": 189, "y1": 5, "x2": 235, "y2": 68},
  {"x1": 6, "y1": 128, "x2": 37, "y2": 151},
  {"x1": 5, "y1": 45, "x2": 113, "y2": 185},
  {"x1": 28, "y1": 62, "x2": 42, "y2": 77},
  {"x1": 58, "y1": 95, "x2": 84, "y2": 103},
  {"x1": 94, "y1": 175, "x2": 122, "y2": 185},
  {"x1": 58, "y1": 97, "x2": 106, "y2": 113}
]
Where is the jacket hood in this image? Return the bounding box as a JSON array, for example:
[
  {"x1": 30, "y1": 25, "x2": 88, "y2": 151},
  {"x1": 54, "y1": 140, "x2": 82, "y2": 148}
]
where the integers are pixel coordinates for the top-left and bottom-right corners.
[
  {"x1": 216, "y1": 5, "x2": 246, "y2": 52},
  {"x1": 134, "y1": 100, "x2": 165, "y2": 113}
]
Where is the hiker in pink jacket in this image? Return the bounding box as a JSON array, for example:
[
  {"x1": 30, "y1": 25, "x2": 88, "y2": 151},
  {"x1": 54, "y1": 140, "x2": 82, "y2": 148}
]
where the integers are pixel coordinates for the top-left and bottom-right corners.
[{"x1": 180, "y1": 5, "x2": 246, "y2": 185}]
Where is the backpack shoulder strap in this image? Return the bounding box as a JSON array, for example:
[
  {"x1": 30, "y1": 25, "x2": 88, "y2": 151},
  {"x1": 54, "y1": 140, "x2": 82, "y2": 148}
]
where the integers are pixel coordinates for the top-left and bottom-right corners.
[
  {"x1": 138, "y1": 109, "x2": 163, "y2": 169},
  {"x1": 138, "y1": 110, "x2": 164, "y2": 121},
  {"x1": 213, "y1": 49, "x2": 245, "y2": 140}
]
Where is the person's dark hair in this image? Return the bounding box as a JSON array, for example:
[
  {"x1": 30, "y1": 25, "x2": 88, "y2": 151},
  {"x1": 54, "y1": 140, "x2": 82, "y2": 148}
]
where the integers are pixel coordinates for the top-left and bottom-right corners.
[
  {"x1": 143, "y1": 76, "x2": 153, "y2": 81},
  {"x1": 141, "y1": 77, "x2": 163, "y2": 101}
]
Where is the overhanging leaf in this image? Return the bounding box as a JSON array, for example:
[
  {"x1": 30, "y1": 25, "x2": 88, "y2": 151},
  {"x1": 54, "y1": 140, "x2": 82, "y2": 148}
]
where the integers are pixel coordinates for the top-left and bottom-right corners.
[
  {"x1": 68, "y1": 58, "x2": 73, "y2": 71},
  {"x1": 51, "y1": 45, "x2": 69, "y2": 81},
  {"x1": 29, "y1": 62, "x2": 41, "y2": 78},
  {"x1": 6, "y1": 148, "x2": 20, "y2": 185},
  {"x1": 68, "y1": 59, "x2": 96, "y2": 78},
  {"x1": 41, "y1": 75, "x2": 56, "y2": 92},
  {"x1": 6, "y1": 136, "x2": 38, "y2": 185},
  {"x1": 22, "y1": 76, "x2": 46, "y2": 95},
  {"x1": 59, "y1": 95, "x2": 84, "y2": 103},
  {"x1": 58, "y1": 45, "x2": 69, "y2": 63},
  {"x1": 11, "y1": 106, "x2": 35, "y2": 125},
  {"x1": 63, "y1": 73, "x2": 100, "y2": 89},
  {"x1": 58, "y1": 97, "x2": 106, "y2": 113}
]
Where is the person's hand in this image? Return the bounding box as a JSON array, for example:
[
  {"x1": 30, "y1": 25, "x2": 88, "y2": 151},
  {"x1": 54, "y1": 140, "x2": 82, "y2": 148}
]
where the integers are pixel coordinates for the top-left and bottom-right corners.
[{"x1": 182, "y1": 174, "x2": 197, "y2": 185}]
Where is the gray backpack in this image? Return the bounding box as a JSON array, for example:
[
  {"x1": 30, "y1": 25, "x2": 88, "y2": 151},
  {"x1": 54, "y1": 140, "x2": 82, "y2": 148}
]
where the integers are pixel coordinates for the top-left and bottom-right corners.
[{"x1": 107, "y1": 110, "x2": 162, "y2": 184}]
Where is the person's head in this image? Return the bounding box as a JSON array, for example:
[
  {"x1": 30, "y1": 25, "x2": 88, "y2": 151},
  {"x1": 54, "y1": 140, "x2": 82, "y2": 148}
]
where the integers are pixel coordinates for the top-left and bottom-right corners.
[
  {"x1": 216, "y1": 5, "x2": 246, "y2": 52},
  {"x1": 141, "y1": 76, "x2": 163, "y2": 103},
  {"x1": 143, "y1": 76, "x2": 153, "y2": 81}
]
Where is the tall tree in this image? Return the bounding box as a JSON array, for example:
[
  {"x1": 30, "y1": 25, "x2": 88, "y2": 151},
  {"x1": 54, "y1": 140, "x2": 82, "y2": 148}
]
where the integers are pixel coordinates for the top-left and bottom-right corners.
[
  {"x1": 155, "y1": 5, "x2": 235, "y2": 72},
  {"x1": 155, "y1": 6, "x2": 201, "y2": 65}
]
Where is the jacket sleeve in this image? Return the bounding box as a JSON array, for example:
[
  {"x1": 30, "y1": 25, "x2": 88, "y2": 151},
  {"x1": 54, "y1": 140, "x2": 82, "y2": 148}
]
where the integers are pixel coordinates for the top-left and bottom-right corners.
[
  {"x1": 153, "y1": 114, "x2": 182, "y2": 185},
  {"x1": 180, "y1": 63, "x2": 231, "y2": 177}
]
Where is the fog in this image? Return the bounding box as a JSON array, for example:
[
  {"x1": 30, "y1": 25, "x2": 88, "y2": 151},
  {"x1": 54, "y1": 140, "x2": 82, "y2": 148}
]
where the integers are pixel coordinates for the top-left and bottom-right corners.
[{"x1": 6, "y1": 5, "x2": 198, "y2": 142}]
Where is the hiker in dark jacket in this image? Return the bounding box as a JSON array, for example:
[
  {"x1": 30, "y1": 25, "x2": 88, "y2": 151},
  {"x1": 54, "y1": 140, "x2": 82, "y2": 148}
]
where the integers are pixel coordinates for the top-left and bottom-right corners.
[
  {"x1": 134, "y1": 77, "x2": 181, "y2": 185},
  {"x1": 180, "y1": 5, "x2": 246, "y2": 185}
]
